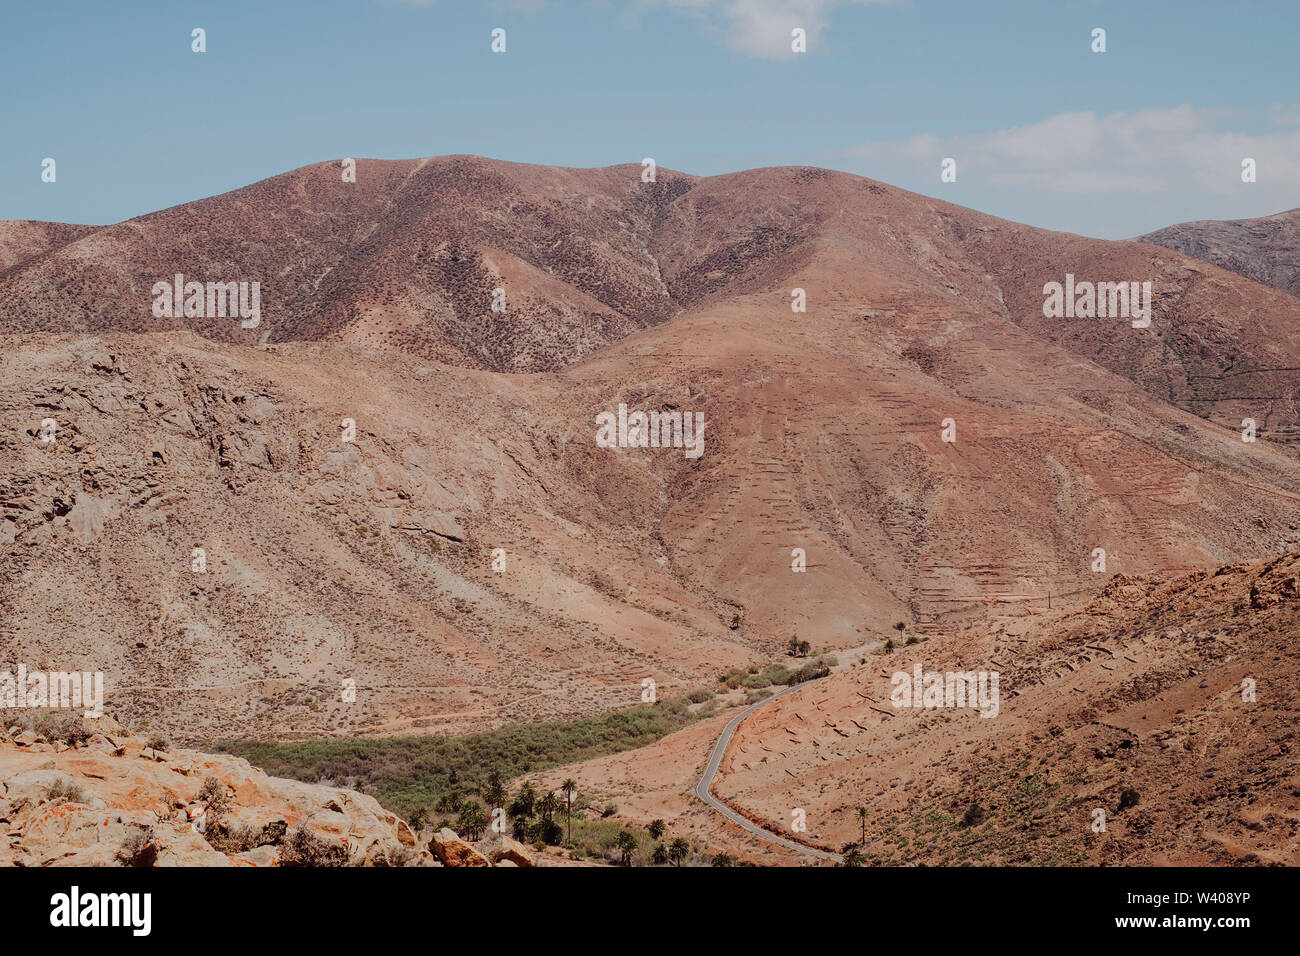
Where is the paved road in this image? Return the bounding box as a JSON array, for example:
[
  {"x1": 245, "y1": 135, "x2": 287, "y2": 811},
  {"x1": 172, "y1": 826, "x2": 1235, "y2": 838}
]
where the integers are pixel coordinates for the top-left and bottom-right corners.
[{"x1": 694, "y1": 685, "x2": 843, "y2": 864}]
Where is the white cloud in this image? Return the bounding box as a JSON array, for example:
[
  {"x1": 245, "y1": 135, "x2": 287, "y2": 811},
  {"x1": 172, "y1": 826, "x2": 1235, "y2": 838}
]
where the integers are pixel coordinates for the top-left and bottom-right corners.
[
  {"x1": 841, "y1": 105, "x2": 1300, "y2": 196},
  {"x1": 1266, "y1": 103, "x2": 1300, "y2": 127},
  {"x1": 664, "y1": 0, "x2": 896, "y2": 59}
]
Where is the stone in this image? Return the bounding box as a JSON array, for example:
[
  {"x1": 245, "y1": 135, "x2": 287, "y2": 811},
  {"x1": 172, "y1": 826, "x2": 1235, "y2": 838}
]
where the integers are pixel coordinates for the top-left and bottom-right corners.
[{"x1": 429, "y1": 828, "x2": 491, "y2": 867}]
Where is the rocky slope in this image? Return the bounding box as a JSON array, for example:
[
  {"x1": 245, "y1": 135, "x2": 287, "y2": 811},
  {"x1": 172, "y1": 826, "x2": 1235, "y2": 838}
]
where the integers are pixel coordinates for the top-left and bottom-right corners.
[
  {"x1": 1141, "y1": 207, "x2": 1300, "y2": 299},
  {"x1": 0, "y1": 715, "x2": 428, "y2": 866},
  {"x1": 548, "y1": 548, "x2": 1300, "y2": 865},
  {"x1": 0, "y1": 221, "x2": 98, "y2": 273}
]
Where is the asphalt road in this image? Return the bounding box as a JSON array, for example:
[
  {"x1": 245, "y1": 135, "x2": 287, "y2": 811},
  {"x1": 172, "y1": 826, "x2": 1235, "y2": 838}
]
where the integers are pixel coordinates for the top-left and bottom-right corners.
[{"x1": 693, "y1": 685, "x2": 844, "y2": 864}]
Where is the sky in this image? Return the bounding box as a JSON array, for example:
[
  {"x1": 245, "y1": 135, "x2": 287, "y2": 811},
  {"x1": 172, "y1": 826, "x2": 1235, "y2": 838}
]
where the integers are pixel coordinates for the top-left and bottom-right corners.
[{"x1": 2, "y1": 0, "x2": 1298, "y2": 238}]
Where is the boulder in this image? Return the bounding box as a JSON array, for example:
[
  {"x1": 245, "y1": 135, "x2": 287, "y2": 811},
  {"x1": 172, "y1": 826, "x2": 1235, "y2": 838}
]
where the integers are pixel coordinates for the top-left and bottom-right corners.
[
  {"x1": 485, "y1": 834, "x2": 535, "y2": 867},
  {"x1": 235, "y1": 845, "x2": 281, "y2": 867},
  {"x1": 429, "y1": 828, "x2": 491, "y2": 867}
]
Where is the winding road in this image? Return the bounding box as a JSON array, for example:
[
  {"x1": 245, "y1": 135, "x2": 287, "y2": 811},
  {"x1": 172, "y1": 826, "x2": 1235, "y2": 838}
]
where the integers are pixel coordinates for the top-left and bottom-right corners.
[{"x1": 694, "y1": 684, "x2": 844, "y2": 864}]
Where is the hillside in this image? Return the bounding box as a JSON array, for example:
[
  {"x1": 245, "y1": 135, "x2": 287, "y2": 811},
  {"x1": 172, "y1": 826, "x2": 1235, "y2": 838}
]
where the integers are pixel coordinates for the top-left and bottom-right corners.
[
  {"x1": 541, "y1": 549, "x2": 1300, "y2": 866},
  {"x1": 4, "y1": 158, "x2": 1300, "y2": 747}
]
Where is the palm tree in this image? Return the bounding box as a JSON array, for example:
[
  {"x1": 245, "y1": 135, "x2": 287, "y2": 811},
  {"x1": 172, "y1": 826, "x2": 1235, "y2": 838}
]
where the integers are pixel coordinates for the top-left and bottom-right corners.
[
  {"x1": 457, "y1": 802, "x2": 487, "y2": 841},
  {"x1": 537, "y1": 791, "x2": 560, "y2": 824},
  {"x1": 560, "y1": 779, "x2": 578, "y2": 844},
  {"x1": 842, "y1": 849, "x2": 865, "y2": 867},
  {"x1": 711, "y1": 853, "x2": 735, "y2": 867},
  {"x1": 507, "y1": 783, "x2": 536, "y2": 840},
  {"x1": 647, "y1": 819, "x2": 666, "y2": 841},
  {"x1": 511, "y1": 782, "x2": 536, "y2": 816},
  {"x1": 484, "y1": 769, "x2": 507, "y2": 812},
  {"x1": 651, "y1": 842, "x2": 668, "y2": 865},
  {"x1": 668, "y1": 837, "x2": 690, "y2": 867},
  {"x1": 435, "y1": 791, "x2": 463, "y2": 815},
  {"x1": 857, "y1": 806, "x2": 868, "y2": 845},
  {"x1": 615, "y1": 830, "x2": 638, "y2": 866}
]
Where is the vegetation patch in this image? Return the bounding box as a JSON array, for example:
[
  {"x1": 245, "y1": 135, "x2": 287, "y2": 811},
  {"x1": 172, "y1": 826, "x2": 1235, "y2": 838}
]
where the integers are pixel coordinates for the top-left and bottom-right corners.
[{"x1": 210, "y1": 693, "x2": 712, "y2": 821}]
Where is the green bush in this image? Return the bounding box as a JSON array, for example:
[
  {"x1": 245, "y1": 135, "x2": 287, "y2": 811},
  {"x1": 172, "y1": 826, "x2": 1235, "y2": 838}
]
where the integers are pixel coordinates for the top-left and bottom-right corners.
[{"x1": 211, "y1": 695, "x2": 704, "y2": 822}]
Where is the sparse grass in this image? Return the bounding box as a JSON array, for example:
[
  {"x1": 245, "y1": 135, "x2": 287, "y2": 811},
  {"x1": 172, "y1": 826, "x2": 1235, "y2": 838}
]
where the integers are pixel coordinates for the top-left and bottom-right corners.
[
  {"x1": 116, "y1": 826, "x2": 156, "y2": 867},
  {"x1": 719, "y1": 659, "x2": 830, "y2": 690},
  {"x1": 6, "y1": 711, "x2": 93, "y2": 746},
  {"x1": 203, "y1": 824, "x2": 266, "y2": 855},
  {"x1": 867, "y1": 754, "x2": 1092, "y2": 866},
  {"x1": 45, "y1": 777, "x2": 87, "y2": 804},
  {"x1": 278, "y1": 826, "x2": 348, "y2": 867}
]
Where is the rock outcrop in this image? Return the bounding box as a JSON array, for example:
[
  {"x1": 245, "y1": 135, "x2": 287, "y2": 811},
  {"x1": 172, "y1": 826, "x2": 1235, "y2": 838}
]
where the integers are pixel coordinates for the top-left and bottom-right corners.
[
  {"x1": 484, "y1": 834, "x2": 536, "y2": 867},
  {"x1": 428, "y1": 828, "x2": 491, "y2": 867},
  {"x1": 0, "y1": 716, "x2": 431, "y2": 867},
  {"x1": 425, "y1": 829, "x2": 539, "y2": 867}
]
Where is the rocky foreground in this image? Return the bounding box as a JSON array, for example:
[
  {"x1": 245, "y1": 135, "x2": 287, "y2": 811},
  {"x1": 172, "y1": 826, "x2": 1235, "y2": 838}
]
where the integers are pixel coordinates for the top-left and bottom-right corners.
[
  {"x1": 552, "y1": 550, "x2": 1300, "y2": 865},
  {"x1": 0, "y1": 715, "x2": 536, "y2": 867}
]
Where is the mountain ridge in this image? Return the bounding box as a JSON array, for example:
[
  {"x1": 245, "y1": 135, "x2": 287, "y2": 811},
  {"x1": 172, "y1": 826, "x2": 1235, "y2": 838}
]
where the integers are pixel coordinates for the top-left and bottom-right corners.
[{"x1": 4, "y1": 157, "x2": 1300, "y2": 746}]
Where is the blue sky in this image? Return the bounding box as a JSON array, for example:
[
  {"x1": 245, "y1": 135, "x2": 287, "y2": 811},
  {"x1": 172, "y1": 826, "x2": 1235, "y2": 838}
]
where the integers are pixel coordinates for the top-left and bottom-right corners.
[{"x1": 3, "y1": 0, "x2": 1297, "y2": 237}]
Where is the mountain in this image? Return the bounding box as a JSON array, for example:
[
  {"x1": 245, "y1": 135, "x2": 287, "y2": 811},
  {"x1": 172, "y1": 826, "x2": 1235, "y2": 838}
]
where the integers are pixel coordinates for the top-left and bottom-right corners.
[
  {"x1": 0, "y1": 157, "x2": 696, "y2": 372},
  {"x1": 4, "y1": 157, "x2": 1300, "y2": 747},
  {"x1": 1141, "y1": 208, "x2": 1300, "y2": 299}
]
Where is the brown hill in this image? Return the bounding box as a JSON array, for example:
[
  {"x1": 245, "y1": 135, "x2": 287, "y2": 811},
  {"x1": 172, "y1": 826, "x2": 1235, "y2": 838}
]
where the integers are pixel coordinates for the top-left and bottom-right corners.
[
  {"x1": 0, "y1": 158, "x2": 696, "y2": 372},
  {"x1": 0, "y1": 221, "x2": 98, "y2": 273},
  {"x1": 543, "y1": 549, "x2": 1300, "y2": 866},
  {"x1": 4, "y1": 158, "x2": 1300, "y2": 746}
]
